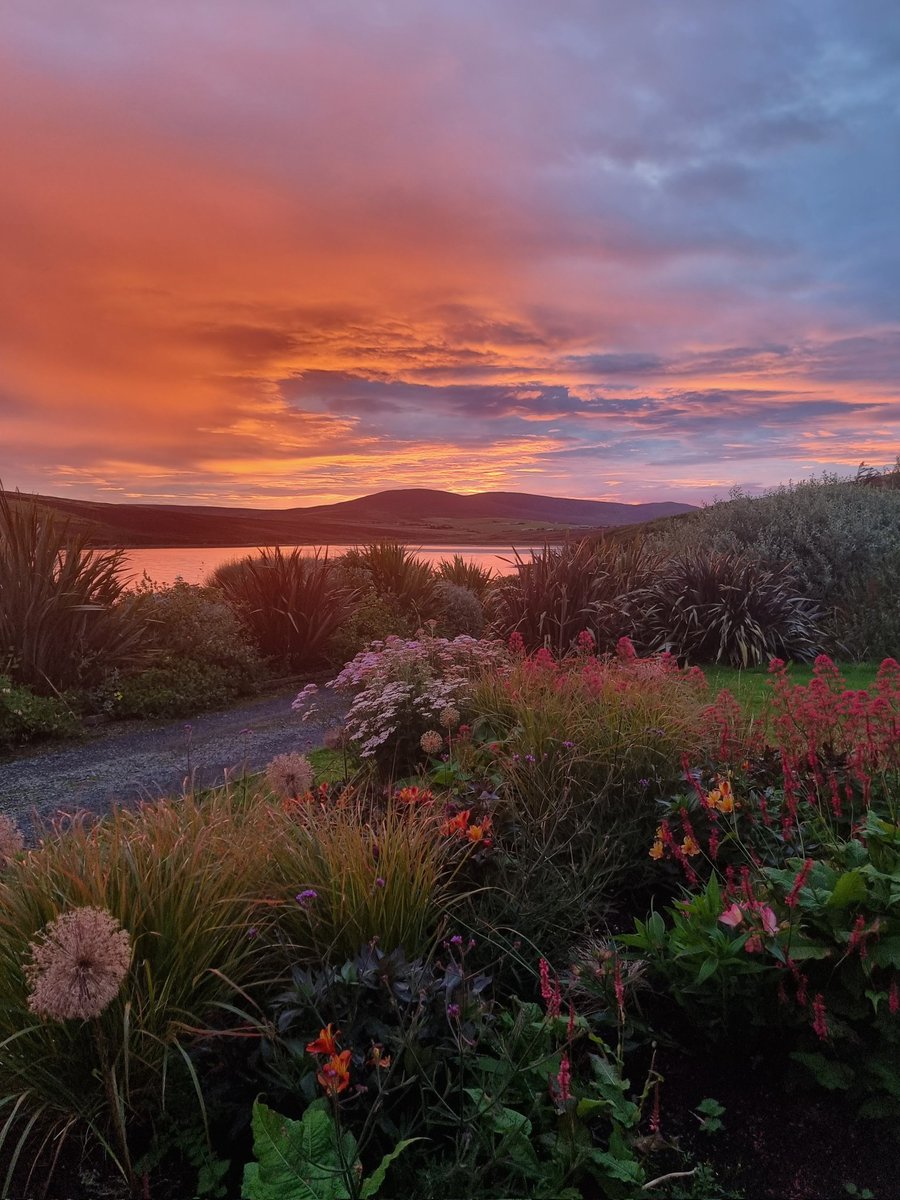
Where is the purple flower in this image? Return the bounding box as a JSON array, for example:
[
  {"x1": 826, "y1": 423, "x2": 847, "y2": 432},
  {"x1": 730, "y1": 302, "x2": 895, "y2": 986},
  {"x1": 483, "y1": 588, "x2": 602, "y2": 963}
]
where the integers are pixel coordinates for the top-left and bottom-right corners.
[
  {"x1": 296, "y1": 889, "x2": 318, "y2": 907},
  {"x1": 562, "y1": 741, "x2": 575, "y2": 749},
  {"x1": 447, "y1": 1003, "x2": 461, "y2": 1019},
  {"x1": 247, "y1": 927, "x2": 258, "y2": 939},
  {"x1": 449, "y1": 934, "x2": 463, "y2": 946},
  {"x1": 525, "y1": 754, "x2": 536, "y2": 764},
  {"x1": 374, "y1": 877, "x2": 386, "y2": 889},
  {"x1": 639, "y1": 778, "x2": 650, "y2": 790}
]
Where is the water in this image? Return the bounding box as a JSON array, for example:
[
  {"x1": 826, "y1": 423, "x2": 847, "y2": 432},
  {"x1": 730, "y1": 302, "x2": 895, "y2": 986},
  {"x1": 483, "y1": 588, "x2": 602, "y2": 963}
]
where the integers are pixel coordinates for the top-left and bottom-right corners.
[{"x1": 120, "y1": 544, "x2": 527, "y2": 586}]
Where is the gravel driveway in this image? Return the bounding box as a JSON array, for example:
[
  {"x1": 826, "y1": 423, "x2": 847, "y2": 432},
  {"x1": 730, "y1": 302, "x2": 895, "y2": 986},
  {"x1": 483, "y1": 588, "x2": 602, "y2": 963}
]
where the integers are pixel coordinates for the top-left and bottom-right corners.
[{"x1": 0, "y1": 687, "x2": 349, "y2": 831}]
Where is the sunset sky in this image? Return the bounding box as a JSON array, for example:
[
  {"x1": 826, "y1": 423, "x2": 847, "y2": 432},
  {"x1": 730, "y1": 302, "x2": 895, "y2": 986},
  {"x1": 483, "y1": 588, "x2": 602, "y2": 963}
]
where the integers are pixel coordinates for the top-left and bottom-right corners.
[{"x1": 2, "y1": 1, "x2": 899, "y2": 507}]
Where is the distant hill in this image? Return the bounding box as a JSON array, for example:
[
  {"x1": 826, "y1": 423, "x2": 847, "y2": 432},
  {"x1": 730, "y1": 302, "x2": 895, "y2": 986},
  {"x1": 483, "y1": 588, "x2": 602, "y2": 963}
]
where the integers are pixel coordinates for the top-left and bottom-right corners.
[{"x1": 1, "y1": 488, "x2": 697, "y2": 548}]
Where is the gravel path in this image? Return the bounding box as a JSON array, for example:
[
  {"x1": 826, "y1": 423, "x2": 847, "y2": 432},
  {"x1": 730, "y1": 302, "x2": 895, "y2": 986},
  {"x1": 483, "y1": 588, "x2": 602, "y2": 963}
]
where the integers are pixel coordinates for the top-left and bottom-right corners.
[{"x1": 0, "y1": 687, "x2": 349, "y2": 829}]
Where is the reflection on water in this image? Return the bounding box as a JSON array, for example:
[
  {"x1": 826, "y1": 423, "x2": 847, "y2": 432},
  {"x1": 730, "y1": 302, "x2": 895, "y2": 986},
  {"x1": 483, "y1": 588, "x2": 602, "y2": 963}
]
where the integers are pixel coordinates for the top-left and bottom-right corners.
[{"x1": 121, "y1": 545, "x2": 528, "y2": 586}]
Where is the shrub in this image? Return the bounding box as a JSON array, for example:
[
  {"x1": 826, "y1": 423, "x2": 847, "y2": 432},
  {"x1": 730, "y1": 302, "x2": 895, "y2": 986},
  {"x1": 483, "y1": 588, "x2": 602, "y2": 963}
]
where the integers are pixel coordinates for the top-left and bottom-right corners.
[
  {"x1": 96, "y1": 581, "x2": 263, "y2": 717},
  {"x1": 0, "y1": 675, "x2": 80, "y2": 751},
  {"x1": 0, "y1": 491, "x2": 148, "y2": 692},
  {"x1": 632, "y1": 550, "x2": 823, "y2": 666},
  {"x1": 436, "y1": 554, "x2": 494, "y2": 599},
  {"x1": 339, "y1": 543, "x2": 437, "y2": 619},
  {"x1": 651, "y1": 475, "x2": 900, "y2": 652},
  {"x1": 325, "y1": 587, "x2": 411, "y2": 667},
  {"x1": 294, "y1": 632, "x2": 507, "y2": 772},
  {"x1": 209, "y1": 546, "x2": 359, "y2": 669},
  {"x1": 429, "y1": 580, "x2": 485, "y2": 638}
]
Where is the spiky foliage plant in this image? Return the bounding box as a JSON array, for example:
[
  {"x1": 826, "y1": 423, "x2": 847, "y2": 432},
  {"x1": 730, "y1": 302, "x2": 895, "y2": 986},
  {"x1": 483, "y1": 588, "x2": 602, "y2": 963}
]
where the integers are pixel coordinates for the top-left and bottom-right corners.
[
  {"x1": 340, "y1": 543, "x2": 436, "y2": 620},
  {"x1": 633, "y1": 550, "x2": 823, "y2": 666},
  {"x1": 0, "y1": 491, "x2": 147, "y2": 692},
  {"x1": 209, "y1": 546, "x2": 358, "y2": 669},
  {"x1": 436, "y1": 554, "x2": 494, "y2": 599},
  {"x1": 488, "y1": 538, "x2": 662, "y2": 656}
]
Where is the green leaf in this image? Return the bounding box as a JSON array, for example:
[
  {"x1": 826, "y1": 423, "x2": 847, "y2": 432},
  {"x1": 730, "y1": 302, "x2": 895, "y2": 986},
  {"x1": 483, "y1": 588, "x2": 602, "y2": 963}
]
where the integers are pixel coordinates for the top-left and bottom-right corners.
[
  {"x1": 695, "y1": 957, "x2": 718, "y2": 985},
  {"x1": 359, "y1": 1139, "x2": 422, "y2": 1199},
  {"x1": 242, "y1": 1100, "x2": 353, "y2": 1200},
  {"x1": 826, "y1": 870, "x2": 868, "y2": 908},
  {"x1": 790, "y1": 1053, "x2": 854, "y2": 1092}
]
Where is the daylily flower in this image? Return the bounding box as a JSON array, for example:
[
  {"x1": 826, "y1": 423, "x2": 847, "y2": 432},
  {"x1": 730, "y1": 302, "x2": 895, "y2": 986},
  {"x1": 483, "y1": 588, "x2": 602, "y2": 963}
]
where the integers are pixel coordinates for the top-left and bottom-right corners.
[
  {"x1": 465, "y1": 817, "x2": 493, "y2": 845},
  {"x1": 649, "y1": 839, "x2": 665, "y2": 860},
  {"x1": 367, "y1": 1043, "x2": 391, "y2": 1069},
  {"x1": 306, "y1": 1024, "x2": 340, "y2": 1056},
  {"x1": 317, "y1": 1049, "x2": 352, "y2": 1096},
  {"x1": 441, "y1": 809, "x2": 471, "y2": 836},
  {"x1": 681, "y1": 836, "x2": 701, "y2": 857}
]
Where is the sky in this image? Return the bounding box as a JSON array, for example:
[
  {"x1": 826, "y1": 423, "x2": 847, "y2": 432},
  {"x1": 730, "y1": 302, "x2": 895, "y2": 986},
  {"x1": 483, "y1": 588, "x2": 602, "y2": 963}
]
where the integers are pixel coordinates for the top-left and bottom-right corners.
[{"x1": 1, "y1": 0, "x2": 899, "y2": 508}]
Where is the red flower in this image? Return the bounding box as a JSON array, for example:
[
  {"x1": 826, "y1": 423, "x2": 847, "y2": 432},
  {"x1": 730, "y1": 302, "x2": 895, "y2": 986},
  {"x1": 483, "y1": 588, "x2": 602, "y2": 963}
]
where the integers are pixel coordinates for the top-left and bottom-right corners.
[
  {"x1": 317, "y1": 1049, "x2": 352, "y2": 1096},
  {"x1": 306, "y1": 1024, "x2": 340, "y2": 1056}
]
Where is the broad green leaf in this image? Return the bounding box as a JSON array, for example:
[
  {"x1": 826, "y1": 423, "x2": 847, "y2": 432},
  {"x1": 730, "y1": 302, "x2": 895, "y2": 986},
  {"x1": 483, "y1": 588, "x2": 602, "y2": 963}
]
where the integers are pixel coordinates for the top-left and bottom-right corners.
[
  {"x1": 826, "y1": 869, "x2": 868, "y2": 908},
  {"x1": 242, "y1": 1100, "x2": 353, "y2": 1200}
]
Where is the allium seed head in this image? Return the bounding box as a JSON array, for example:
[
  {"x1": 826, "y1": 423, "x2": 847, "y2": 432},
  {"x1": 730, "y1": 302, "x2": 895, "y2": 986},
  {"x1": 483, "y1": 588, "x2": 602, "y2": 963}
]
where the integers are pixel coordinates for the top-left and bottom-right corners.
[
  {"x1": 439, "y1": 706, "x2": 460, "y2": 730},
  {"x1": 265, "y1": 752, "x2": 315, "y2": 799},
  {"x1": 420, "y1": 730, "x2": 443, "y2": 755},
  {"x1": 26, "y1": 907, "x2": 131, "y2": 1022}
]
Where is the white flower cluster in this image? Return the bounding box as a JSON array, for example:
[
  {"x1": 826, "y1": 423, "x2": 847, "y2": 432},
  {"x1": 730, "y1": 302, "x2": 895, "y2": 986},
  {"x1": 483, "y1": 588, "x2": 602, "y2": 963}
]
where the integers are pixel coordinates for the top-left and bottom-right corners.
[{"x1": 293, "y1": 634, "x2": 507, "y2": 759}]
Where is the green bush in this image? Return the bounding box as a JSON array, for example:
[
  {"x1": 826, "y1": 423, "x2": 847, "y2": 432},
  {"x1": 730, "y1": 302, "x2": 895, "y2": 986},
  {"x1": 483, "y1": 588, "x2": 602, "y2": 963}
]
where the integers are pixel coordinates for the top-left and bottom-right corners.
[
  {"x1": 96, "y1": 581, "x2": 263, "y2": 717},
  {"x1": 631, "y1": 550, "x2": 823, "y2": 666},
  {"x1": 209, "y1": 547, "x2": 359, "y2": 670},
  {"x1": 0, "y1": 491, "x2": 148, "y2": 692},
  {"x1": 651, "y1": 475, "x2": 900, "y2": 654},
  {"x1": 0, "y1": 675, "x2": 80, "y2": 751},
  {"x1": 325, "y1": 587, "x2": 411, "y2": 667},
  {"x1": 429, "y1": 580, "x2": 485, "y2": 637}
]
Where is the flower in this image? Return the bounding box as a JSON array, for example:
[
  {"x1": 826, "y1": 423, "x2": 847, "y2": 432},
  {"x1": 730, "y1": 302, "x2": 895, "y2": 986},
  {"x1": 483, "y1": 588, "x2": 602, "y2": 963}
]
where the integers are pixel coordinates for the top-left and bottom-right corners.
[
  {"x1": 446, "y1": 1003, "x2": 461, "y2": 1019},
  {"x1": 758, "y1": 905, "x2": 778, "y2": 936},
  {"x1": 465, "y1": 817, "x2": 493, "y2": 845},
  {"x1": 439, "y1": 706, "x2": 460, "y2": 730},
  {"x1": 265, "y1": 753, "x2": 315, "y2": 800},
  {"x1": 0, "y1": 814, "x2": 24, "y2": 868},
  {"x1": 680, "y1": 836, "x2": 700, "y2": 857},
  {"x1": 296, "y1": 889, "x2": 318, "y2": 907},
  {"x1": 718, "y1": 903, "x2": 743, "y2": 928},
  {"x1": 420, "y1": 730, "x2": 443, "y2": 755},
  {"x1": 26, "y1": 907, "x2": 131, "y2": 1021},
  {"x1": 441, "y1": 809, "x2": 471, "y2": 836},
  {"x1": 811, "y1": 993, "x2": 829, "y2": 1041},
  {"x1": 306, "y1": 1024, "x2": 341, "y2": 1056},
  {"x1": 394, "y1": 786, "x2": 434, "y2": 805},
  {"x1": 367, "y1": 1043, "x2": 391, "y2": 1069},
  {"x1": 317, "y1": 1049, "x2": 352, "y2": 1096},
  {"x1": 649, "y1": 839, "x2": 664, "y2": 860}
]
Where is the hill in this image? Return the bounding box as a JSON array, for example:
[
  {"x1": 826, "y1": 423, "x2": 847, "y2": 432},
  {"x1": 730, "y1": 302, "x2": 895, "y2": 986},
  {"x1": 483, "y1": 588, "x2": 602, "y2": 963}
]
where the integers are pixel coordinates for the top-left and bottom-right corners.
[{"x1": 0, "y1": 488, "x2": 696, "y2": 548}]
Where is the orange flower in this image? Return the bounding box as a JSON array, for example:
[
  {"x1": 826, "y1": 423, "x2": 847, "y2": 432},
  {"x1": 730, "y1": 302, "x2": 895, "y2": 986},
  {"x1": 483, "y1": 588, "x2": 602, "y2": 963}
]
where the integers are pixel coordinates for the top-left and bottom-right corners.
[
  {"x1": 465, "y1": 817, "x2": 493, "y2": 844},
  {"x1": 681, "y1": 836, "x2": 701, "y2": 857},
  {"x1": 317, "y1": 1049, "x2": 352, "y2": 1096},
  {"x1": 649, "y1": 839, "x2": 665, "y2": 860},
  {"x1": 306, "y1": 1024, "x2": 340, "y2": 1056},
  {"x1": 367, "y1": 1043, "x2": 391, "y2": 1069},
  {"x1": 704, "y1": 788, "x2": 722, "y2": 809},
  {"x1": 441, "y1": 809, "x2": 471, "y2": 836},
  {"x1": 395, "y1": 786, "x2": 434, "y2": 805}
]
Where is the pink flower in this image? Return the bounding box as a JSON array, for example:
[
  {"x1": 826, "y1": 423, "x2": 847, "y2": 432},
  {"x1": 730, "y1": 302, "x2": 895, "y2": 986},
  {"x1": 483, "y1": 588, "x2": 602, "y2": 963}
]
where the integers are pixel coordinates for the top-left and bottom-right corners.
[
  {"x1": 758, "y1": 905, "x2": 778, "y2": 936},
  {"x1": 811, "y1": 993, "x2": 829, "y2": 1040},
  {"x1": 718, "y1": 903, "x2": 744, "y2": 928}
]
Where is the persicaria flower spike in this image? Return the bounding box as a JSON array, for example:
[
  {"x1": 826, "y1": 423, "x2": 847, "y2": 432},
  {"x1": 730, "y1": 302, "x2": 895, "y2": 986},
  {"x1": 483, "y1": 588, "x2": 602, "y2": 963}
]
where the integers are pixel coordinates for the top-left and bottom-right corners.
[{"x1": 26, "y1": 907, "x2": 131, "y2": 1022}]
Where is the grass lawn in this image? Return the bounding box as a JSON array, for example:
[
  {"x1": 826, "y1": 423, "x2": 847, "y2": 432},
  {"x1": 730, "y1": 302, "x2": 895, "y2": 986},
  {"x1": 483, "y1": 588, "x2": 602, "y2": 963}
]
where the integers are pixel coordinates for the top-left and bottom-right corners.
[{"x1": 703, "y1": 660, "x2": 880, "y2": 712}]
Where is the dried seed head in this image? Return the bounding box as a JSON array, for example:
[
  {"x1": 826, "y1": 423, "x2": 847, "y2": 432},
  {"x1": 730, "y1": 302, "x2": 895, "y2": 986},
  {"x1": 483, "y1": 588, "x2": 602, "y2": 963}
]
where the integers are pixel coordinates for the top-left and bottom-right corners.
[
  {"x1": 26, "y1": 907, "x2": 131, "y2": 1021},
  {"x1": 265, "y1": 752, "x2": 315, "y2": 799}
]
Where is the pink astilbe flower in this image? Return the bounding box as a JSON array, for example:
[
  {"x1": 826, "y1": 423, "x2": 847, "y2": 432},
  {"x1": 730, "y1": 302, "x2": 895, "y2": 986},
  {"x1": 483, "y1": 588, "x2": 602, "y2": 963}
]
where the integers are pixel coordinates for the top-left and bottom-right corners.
[
  {"x1": 26, "y1": 907, "x2": 131, "y2": 1021},
  {"x1": 0, "y1": 814, "x2": 24, "y2": 868},
  {"x1": 265, "y1": 752, "x2": 315, "y2": 800}
]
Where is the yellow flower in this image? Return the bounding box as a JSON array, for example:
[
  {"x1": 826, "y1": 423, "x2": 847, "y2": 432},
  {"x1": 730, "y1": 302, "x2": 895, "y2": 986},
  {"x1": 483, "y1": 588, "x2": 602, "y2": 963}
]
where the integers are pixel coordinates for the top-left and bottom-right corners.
[
  {"x1": 649, "y1": 839, "x2": 665, "y2": 860},
  {"x1": 681, "y1": 836, "x2": 701, "y2": 857}
]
